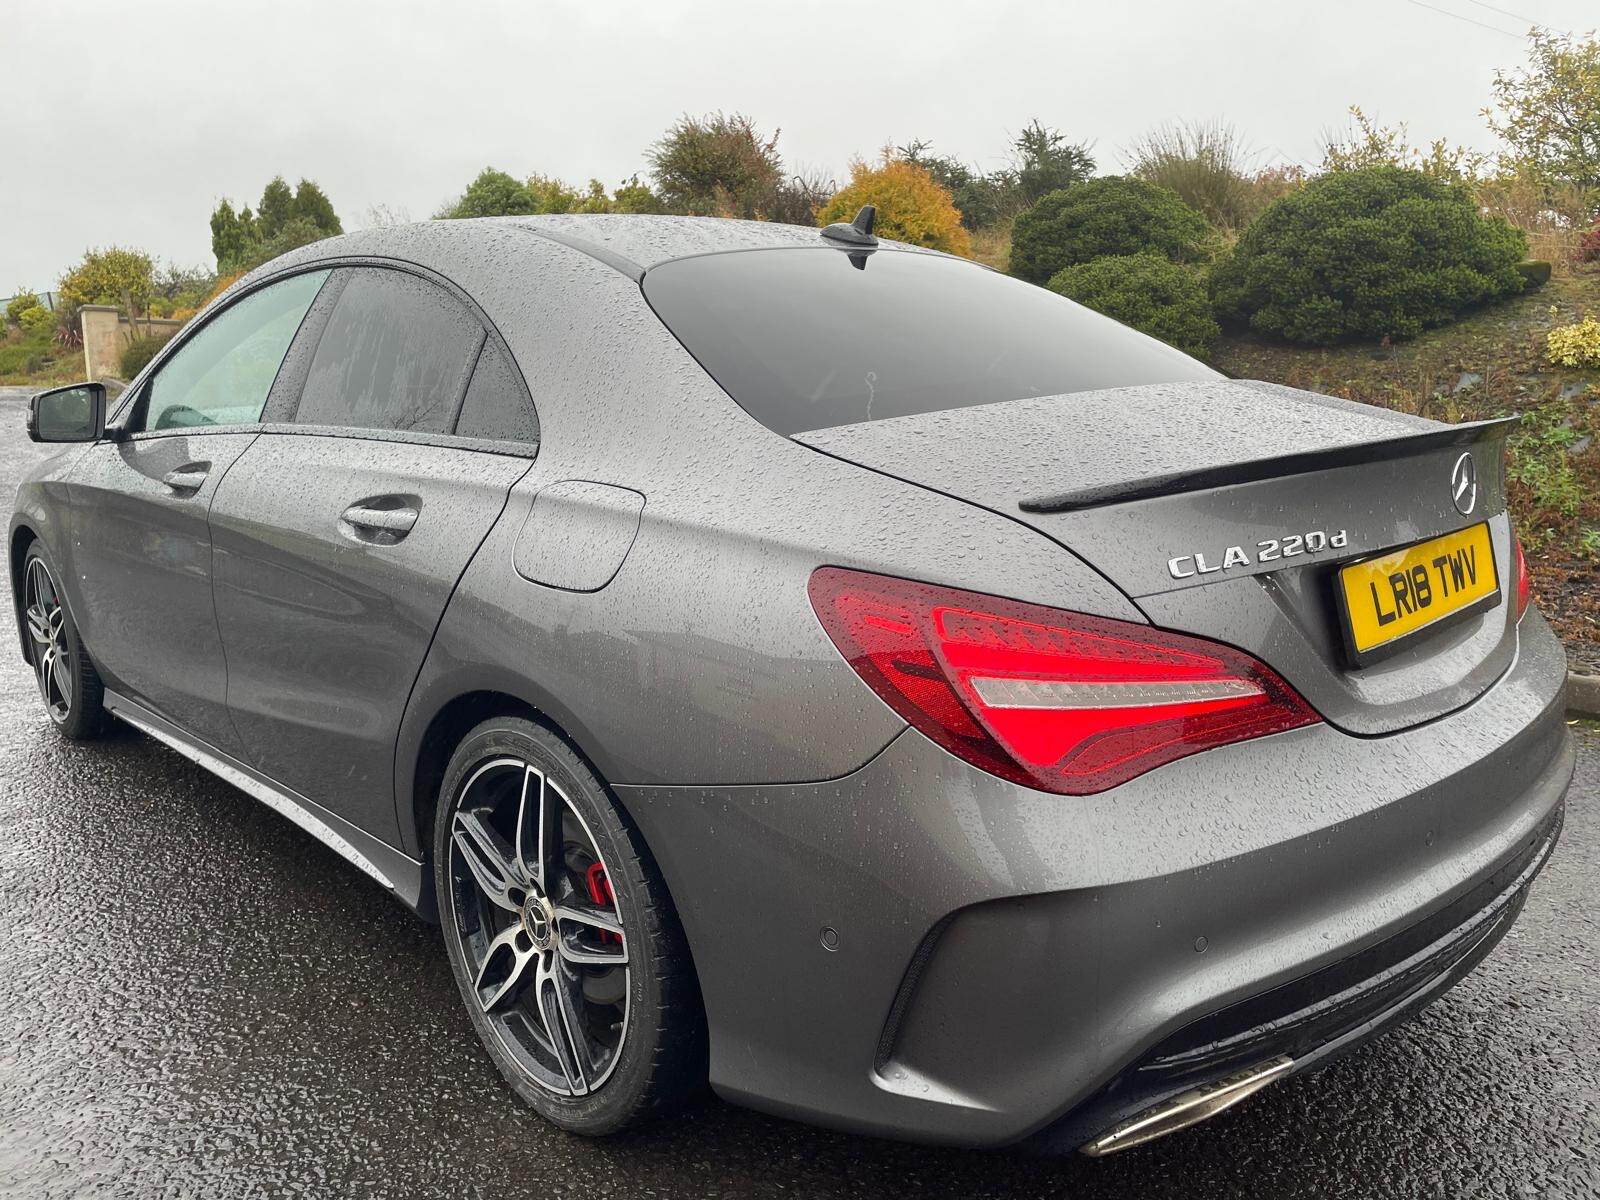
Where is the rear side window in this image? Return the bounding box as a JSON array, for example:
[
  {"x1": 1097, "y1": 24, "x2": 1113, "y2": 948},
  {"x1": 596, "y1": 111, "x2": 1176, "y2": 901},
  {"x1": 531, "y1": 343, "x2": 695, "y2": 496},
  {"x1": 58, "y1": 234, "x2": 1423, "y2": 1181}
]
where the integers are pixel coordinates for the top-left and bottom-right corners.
[
  {"x1": 294, "y1": 268, "x2": 482, "y2": 435},
  {"x1": 140, "y1": 270, "x2": 328, "y2": 432},
  {"x1": 455, "y1": 339, "x2": 539, "y2": 446},
  {"x1": 643, "y1": 247, "x2": 1219, "y2": 435}
]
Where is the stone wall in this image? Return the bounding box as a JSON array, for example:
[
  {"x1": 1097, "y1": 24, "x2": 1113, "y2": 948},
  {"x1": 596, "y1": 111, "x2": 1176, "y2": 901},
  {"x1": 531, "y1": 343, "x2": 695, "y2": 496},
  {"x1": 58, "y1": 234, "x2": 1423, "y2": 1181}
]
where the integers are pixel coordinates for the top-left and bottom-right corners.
[{"x1": 79, "y1": 305, "x2": 185, "y2": 380}]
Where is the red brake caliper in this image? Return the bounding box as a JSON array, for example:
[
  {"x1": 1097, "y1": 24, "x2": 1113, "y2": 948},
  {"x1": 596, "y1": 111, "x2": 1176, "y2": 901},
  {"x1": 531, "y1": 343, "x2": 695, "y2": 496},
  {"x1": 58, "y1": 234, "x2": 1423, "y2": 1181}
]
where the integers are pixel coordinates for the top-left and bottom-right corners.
[{"x1": 585, "y1": 862, "x2": 620, "y2": 945}]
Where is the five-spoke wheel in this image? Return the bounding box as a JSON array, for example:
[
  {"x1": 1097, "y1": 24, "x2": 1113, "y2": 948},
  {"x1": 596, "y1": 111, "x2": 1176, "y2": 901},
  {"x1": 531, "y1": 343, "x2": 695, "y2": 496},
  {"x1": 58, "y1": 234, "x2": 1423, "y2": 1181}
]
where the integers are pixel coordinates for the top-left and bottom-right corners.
[
  {"x1": 449, "y1": 756, "x2": 630, "y2": 1096},
  {"x1": 21, "y1": 545, "x2": 105, "y2": 739},
  {"x1": 25, "y1": 555, "x2": 75, "y2": 721},
  {"x1": 435, "y1": 716, "x2": 703, "y2": 1133}
]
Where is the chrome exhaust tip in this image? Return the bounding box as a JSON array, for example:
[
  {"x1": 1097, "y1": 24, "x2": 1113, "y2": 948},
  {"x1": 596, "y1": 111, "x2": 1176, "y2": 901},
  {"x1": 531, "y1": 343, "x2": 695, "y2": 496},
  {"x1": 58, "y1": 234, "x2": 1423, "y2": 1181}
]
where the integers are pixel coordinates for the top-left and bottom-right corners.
[{"x1": 1078, "y1": 1055, "x2": 1294, "y2": 1156}]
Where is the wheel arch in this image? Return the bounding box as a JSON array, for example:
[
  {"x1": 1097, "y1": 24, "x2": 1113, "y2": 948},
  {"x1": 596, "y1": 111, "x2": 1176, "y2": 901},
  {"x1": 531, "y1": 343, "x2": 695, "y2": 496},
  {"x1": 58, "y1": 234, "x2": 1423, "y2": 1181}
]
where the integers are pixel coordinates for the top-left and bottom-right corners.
[
  {"x1": 407, "y1": 689, "x2": 540, "y2": 893},
  {"x1": 9, "y1": 523, "x2": 38, "y2": 661},
  {"x1": 400, "y1": 682, "x2": 669, "y2": 927}
]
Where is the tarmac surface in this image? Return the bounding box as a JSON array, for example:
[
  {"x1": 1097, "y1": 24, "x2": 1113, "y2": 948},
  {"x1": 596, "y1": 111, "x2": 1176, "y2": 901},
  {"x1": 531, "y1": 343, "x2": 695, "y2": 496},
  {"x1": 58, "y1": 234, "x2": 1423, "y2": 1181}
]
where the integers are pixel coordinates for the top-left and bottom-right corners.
[{"x1": 0, "y1": 392, "x2": 1596, "y2": 1198}]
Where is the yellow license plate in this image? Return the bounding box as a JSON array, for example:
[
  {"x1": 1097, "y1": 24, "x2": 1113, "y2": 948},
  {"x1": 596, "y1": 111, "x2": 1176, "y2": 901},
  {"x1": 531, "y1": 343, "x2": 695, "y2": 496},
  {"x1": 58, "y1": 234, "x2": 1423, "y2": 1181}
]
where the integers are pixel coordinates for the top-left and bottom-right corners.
[{"x1": 1337, "y1": 523, "x2": 1500, "y2": 661}]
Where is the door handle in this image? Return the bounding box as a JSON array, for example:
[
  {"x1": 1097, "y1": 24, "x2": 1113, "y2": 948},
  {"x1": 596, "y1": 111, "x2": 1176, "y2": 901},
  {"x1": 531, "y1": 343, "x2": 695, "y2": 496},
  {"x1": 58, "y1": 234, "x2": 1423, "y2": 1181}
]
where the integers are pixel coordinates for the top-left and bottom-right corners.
[
  {"x1": 161, "y1": 464, "x2": 210, "y2": 493},
  {"x1": 340, "y1": 498, "x2": 420, "y2": 544}
]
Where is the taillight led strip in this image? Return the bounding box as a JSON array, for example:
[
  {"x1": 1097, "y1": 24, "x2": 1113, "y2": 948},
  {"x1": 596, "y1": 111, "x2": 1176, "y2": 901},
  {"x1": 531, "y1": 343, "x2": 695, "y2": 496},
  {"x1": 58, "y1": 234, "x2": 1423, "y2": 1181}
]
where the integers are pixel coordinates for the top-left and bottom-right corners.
[{"x1": 809, "y1": 567, "x2": 1322, "y2": 795}]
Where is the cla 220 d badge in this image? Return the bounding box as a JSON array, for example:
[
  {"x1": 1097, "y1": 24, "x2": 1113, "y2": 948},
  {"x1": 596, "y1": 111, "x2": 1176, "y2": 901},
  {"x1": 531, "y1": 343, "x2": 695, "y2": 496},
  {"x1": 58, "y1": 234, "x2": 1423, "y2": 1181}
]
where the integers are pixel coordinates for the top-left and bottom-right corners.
[{"x1": 1167, "y1": 529, "x2": 1350, "y2": 580}]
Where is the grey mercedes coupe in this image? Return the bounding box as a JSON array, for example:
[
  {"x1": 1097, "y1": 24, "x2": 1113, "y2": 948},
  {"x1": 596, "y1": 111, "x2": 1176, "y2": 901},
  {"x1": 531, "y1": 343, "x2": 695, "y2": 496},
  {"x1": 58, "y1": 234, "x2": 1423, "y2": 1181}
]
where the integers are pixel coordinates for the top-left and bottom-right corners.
[{"x1": 10, "y1": 212, "x2": 1573, "y2": 1154}]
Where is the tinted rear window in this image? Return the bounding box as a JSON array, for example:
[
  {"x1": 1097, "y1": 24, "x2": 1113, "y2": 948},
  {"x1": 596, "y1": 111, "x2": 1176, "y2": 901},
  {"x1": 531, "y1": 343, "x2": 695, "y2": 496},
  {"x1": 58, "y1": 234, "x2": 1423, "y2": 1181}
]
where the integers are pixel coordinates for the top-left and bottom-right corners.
[{"x1": 643, "y1": 247, "x2": 1219, "y2": 435}]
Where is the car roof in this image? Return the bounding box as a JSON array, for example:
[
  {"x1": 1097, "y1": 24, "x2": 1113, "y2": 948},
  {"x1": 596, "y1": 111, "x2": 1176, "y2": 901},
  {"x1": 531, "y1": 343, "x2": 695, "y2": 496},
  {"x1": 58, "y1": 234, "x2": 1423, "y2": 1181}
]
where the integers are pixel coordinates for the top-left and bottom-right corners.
[
  {"x1": 222, "y1": 214, "x2": 958, "y2": 327},
  {"x1": 217, "y1": 214, "x2": 953, "y2": 339},
  {"x1": 502, "y1": 213, "x2": 953, "y2": 278}
]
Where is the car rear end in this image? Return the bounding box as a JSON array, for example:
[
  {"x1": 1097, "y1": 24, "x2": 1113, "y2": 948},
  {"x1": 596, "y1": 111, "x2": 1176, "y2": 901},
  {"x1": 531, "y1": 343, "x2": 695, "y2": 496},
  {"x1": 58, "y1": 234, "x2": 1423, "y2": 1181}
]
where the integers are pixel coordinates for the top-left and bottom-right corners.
[{"x1": 627, "y1": 238, "x2": 1574, "y2": 1149}]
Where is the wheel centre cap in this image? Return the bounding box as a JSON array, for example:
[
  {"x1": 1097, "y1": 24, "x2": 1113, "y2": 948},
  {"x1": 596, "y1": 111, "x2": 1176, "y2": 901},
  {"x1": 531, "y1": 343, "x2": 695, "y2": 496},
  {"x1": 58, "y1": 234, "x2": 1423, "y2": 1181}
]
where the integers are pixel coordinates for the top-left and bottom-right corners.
[{"x1": 522, "y1": 894, "x2": 556, "y2": 950}]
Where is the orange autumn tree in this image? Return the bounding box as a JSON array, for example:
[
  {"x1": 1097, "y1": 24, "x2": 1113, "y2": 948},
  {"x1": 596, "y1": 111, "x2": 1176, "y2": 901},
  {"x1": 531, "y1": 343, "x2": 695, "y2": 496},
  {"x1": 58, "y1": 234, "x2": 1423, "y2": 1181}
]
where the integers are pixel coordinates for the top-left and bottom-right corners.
[{"x1": 817, "y1": 152, "x2": 972, "y2": 256}]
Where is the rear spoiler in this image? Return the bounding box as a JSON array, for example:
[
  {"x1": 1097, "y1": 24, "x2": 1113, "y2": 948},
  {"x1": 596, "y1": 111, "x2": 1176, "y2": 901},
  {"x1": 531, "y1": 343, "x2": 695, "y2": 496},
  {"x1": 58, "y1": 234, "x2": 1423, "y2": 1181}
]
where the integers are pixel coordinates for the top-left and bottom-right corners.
[{"x1": 1019, "y1": 414, "x2": 1519, "y2": 514}]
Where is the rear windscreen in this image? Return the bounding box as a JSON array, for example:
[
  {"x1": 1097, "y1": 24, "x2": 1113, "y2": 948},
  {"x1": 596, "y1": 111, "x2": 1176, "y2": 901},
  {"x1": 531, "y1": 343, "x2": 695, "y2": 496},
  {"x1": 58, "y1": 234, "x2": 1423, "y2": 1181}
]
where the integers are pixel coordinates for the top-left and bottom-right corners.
[{"x1": 642, "y1": 247, "x2": 1220, "y2": 435}]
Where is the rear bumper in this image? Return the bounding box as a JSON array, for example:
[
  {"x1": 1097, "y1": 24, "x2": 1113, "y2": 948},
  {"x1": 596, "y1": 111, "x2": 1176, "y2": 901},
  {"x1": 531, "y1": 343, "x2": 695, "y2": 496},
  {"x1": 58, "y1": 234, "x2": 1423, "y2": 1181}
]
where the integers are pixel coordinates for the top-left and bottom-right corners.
[
  {"x1": 1029, "y1": 796, "x2": 1563, "y2": 1153},
  {"x1": 616, "y1": 610, "x2": 1575, "y2": 1147}
]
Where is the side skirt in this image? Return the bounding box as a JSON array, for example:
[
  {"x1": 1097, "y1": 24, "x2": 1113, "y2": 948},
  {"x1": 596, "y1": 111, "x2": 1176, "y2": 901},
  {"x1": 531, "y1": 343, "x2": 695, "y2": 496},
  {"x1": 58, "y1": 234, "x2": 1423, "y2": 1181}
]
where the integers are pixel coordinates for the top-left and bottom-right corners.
[{"x1": 104, "y1": 690, "x2": 427, "y2": 911}]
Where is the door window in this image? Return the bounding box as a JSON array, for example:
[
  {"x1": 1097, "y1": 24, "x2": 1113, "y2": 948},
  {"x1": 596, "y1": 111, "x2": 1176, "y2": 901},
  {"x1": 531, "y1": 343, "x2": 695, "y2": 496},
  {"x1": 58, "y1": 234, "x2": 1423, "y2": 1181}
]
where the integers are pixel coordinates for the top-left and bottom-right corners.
[
  {"x1": 139, "y1": 270, "x2": 329, "y2": 432},
  {"x1": 454, "y1": 339, "x2": 539, "y2": 446},
  {"x1": 293, "y1": 268, "x2": 483, "y2": 435}
]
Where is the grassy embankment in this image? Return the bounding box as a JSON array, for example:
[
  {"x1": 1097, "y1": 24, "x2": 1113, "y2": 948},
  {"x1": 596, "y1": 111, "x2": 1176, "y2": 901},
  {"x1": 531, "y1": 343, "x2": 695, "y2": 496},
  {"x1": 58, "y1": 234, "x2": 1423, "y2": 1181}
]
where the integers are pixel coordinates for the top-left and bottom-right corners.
[
  {"x1": 0, "y1": 323, "x2": 83, "y2": 387},
  {"x1": 1213, "y1": 268, "x2": 1600, "y2": 670}
]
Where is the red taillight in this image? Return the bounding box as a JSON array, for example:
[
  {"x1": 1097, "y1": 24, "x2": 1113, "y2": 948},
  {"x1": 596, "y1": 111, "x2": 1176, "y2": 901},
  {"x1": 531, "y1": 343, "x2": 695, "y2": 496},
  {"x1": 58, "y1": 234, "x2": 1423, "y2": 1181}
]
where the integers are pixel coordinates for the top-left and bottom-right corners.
[
  {"x1": 1513, "y1": 534, "x2": 1532, "y2": 621},
  {"x1": 808, "y1": 567, "x2": 1321, "y2": 795}
]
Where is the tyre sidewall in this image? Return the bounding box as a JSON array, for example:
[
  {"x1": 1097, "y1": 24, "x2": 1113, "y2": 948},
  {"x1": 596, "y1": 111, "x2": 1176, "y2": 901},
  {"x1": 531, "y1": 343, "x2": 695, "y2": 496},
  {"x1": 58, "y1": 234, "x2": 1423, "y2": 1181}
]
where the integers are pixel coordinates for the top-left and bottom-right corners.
[
  {"x1": 433, "y1": 716, "x2": 667, "y2": 1135},
  {"x1": 24, "y1": 544, "x2": 103, "y2": 740}
]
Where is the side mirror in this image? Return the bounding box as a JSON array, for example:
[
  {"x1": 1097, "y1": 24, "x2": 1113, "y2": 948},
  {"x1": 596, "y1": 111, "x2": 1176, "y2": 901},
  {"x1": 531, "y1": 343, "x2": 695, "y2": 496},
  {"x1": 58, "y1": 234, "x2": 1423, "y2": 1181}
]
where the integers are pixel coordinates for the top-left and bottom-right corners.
[{"x1": 28, "y1": 382, "x2": 107, "y2": 444}]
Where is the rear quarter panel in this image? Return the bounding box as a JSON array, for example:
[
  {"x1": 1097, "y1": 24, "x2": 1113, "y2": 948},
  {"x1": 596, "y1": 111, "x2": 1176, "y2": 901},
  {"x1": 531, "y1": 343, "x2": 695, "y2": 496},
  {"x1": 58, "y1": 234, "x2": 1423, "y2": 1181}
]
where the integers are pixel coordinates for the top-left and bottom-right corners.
[{"x1": 391, "y1": 231, "x2": 1141, "y2": 855}]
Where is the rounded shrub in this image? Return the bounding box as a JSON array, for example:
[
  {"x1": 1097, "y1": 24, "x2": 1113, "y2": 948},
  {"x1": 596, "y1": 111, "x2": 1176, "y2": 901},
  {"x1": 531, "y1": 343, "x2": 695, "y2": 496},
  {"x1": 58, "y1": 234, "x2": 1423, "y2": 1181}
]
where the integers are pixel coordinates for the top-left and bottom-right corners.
[
  {"x1": 18, "y1": 305, "x2": 56, "y2": 337},
  {"x1": 1210, "y1": 166, "x2": 1528, "y2": 346},
  {"x1": 120, "y1": 332, "x2": 172, "y2": 379},
  {"x1": 1009, "y1": 176, "x2": 1213, "y2": 284},
  {"x1": 1049, "y1": 254, "x2": 1220, "y2": 359},
  {"x1": 817, "y1": 157, "x2": 971, "y2": 256},
  {"x1": 6, "y1": 290, "x2": 41, "y2": 326},
  {"x1": 1546, "y1": 317, "x2": 1600, "y2": 369}
]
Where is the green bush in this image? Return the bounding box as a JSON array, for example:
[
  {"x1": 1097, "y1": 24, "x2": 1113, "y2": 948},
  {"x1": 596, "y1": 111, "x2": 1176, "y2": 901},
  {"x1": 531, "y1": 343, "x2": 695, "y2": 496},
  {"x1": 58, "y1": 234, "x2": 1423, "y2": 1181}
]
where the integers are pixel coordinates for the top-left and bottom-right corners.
[
  {"x1": 119, "y1": 332, "x2": 172, "y2": 379},
  {"x1": 439, "y1": 168, "x2": 661, "y2": 220},
  {"x1": 899, "y1": 122, "x2": 1095, "y2": 231},
  {"x1": 0, "y1": 347, "x2": 47, "y2": 376},
  {"x1": 611, "y1": 174, "x2": 665, "y2": 215},
  {"x1": 1210, "y1": 166, "x2": 1528, "y2": 345},
  {"x1": 1010, "y1": 177, "x2": 1214, "y2": 284},
  {"x1": 440, "y1": 168, "x2": 538, "y2": 219},
  {"x1": 6, "y1": 290, "x2": 40, "y2": 325},
  {"x1": 58, "y1": 247, "x2": 155, "y2": 314},
  {"x1": 1515, "y1": 260, "x2": 1553, "y2": 287},
  {"x1": 0, "y1": 342, "x2": 30, "y2": 375},
  {"x1": 0, "y1": 319, "x2": 56, "y2": 377},
  {"x1": 1048, "y1": 254, "x2": 1220, "y2": 359},
  {"x1": 648, "y1": 111, "x2": 783, "y2": 219},
  {"x1": 18, "y1": 305, "x2": 55, "y2": 336}
]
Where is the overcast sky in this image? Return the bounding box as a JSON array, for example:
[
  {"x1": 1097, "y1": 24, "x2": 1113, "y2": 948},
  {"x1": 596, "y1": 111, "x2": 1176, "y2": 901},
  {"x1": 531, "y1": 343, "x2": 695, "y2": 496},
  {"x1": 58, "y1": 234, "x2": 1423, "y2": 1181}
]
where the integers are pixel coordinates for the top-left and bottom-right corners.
[{"x1": 5, "y1": 0, "x2": 1591, "y2": 290}]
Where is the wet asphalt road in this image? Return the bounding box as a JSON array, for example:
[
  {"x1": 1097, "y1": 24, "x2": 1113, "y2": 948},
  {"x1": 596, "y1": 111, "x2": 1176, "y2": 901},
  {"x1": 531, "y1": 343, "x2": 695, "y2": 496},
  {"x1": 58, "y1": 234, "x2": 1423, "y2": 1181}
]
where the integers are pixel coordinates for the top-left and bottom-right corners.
[{"x1": 0, "y1": 395, "x2": 1596, "y2": 1199}]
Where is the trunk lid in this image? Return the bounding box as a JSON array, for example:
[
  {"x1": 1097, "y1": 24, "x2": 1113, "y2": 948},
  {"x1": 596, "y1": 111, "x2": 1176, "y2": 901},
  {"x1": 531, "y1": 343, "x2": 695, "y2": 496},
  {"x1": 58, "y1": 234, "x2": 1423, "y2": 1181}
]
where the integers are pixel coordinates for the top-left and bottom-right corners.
[{"x1": 797, "y1": 379, "x2": 1519, "y2": 736}]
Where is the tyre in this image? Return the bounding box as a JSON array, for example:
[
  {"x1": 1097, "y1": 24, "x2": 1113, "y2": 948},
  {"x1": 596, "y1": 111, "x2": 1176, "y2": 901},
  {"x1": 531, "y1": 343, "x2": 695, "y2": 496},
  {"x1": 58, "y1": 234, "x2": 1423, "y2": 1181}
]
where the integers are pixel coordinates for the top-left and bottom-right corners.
[
  {"x1": 21, "y1": 544, "x2": 106, "y2": 741},
  {"x1": 433, "y1": 715, "x2": 705, "y2": 1133}
]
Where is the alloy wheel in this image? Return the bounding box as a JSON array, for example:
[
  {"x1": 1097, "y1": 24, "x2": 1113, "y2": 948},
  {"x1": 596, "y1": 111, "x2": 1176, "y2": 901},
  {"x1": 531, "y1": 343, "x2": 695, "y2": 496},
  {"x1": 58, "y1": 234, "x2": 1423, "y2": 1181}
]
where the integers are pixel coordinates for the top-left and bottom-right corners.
[
  {"x1": 447, "y1": 757, "x2": 630, "y2": 1096},
  {"x1": 24, "y1": 557, "x2": 72, "y2": 723}
]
